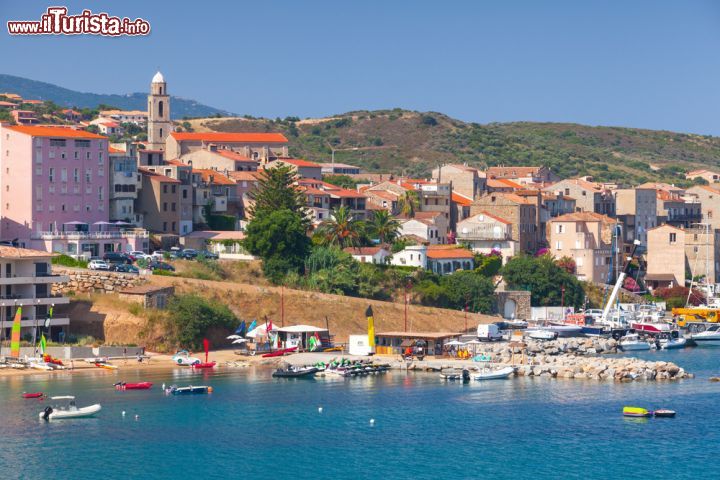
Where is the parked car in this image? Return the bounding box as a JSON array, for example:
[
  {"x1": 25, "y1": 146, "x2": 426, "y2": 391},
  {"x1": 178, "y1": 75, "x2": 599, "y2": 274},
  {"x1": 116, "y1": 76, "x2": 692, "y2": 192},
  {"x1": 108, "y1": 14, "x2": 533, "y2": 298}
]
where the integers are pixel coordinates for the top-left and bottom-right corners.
[
  {"x1": 103, "y1": 252, "x2": 131, "y2": 264},
  {"x1": 151, "y1": 250, "x2": 168, "y2": 261},
  {"x1": 197, "y1": 250, "x2": 219, "y2": 260},
  {"x1": 180, "y1": 248, "x2": 198, "y2": 259},
  {"x1": 129, "y1": 251, "x2": 152, "y2": 262},
  {"x1": 88, "y1": 260, "x2": 110, "y2": 271},
  {"x1": 149, "y1": 261, "x2": 175, "y2": 272},
  {"x1": 111, "y1": 264, "x2": 140, "y2": 274}
]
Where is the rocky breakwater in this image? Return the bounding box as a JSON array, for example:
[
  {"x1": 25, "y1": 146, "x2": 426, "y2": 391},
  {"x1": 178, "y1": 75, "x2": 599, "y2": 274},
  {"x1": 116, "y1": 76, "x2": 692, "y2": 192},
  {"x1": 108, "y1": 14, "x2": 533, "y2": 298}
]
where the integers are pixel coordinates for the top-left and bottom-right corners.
[
  {"x1": 52, "y1": 267, "x2": 146, "y2": 295},
  {"x1": 471, "y1": 338, "x2": 692, "y2": 382}
]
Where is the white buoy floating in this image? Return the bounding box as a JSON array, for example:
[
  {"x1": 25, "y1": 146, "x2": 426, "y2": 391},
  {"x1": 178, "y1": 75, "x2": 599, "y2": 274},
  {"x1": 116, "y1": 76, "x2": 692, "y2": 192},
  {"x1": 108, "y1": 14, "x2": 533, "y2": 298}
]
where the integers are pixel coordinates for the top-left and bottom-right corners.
[
  {"x1": 122, "y1": 411, "x2": 126, "y2": 417},
  {"x1": 318, "y1": 407, "x2": 323, "y2": 413},
  {"x1": 135, "y1": 415, "x2": 140, "y2": 421},
  {"x1": 370, "y1": 418, "x2": 375, "y2": 426},
  {"x1": 162, "y1": 383, "x2": 166, "y2": 390}
]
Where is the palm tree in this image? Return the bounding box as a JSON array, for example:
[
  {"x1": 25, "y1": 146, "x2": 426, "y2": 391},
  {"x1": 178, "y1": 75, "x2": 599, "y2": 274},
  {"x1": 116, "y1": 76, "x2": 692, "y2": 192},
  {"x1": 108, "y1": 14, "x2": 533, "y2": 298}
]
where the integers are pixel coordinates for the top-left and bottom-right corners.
[
  {"x1": 367, "y1": 210, "x2": 401, "y2": 244},
  {"x1": 397, "y1": 190, "x2": 419, "y2": 218},
  {"x1": 315, "y1": 206, "x2": 365, "y2": 248}
]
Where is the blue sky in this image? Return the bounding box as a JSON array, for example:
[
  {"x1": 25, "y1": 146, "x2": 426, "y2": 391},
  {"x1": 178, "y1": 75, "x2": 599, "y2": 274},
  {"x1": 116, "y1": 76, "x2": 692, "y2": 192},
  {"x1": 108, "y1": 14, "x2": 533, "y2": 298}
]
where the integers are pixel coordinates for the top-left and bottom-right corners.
[{"x1": 2, "y1": 1, "x2": 720, "y2": 134}]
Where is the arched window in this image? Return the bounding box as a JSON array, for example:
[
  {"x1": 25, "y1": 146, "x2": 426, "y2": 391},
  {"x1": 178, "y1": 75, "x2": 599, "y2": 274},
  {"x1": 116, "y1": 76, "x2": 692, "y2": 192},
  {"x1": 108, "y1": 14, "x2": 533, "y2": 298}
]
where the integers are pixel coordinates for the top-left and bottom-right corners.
[{"x1": 159, "y1": 101, "x2": 164, "y2": 118}]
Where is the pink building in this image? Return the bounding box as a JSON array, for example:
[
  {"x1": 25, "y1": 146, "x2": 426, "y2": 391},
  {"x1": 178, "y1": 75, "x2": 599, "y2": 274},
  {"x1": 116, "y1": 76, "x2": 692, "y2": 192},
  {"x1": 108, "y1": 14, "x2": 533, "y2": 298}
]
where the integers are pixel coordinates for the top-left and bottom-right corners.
[{"x1": 0, "y1": 125, "x2": 148, "y2": 256}]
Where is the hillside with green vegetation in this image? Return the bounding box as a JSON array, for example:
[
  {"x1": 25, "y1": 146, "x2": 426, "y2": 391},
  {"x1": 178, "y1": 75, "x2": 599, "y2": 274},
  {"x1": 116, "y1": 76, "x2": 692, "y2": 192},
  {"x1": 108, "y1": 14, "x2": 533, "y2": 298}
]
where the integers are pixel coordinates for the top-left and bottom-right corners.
[{"x1": 192, "y1": 110, "x2": 720, "y2": 185}]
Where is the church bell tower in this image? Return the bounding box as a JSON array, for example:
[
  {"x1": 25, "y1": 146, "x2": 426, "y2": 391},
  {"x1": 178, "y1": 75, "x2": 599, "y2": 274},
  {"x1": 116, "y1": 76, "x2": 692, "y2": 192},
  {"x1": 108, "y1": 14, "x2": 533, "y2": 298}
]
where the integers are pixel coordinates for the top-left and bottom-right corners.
[{"x1": 147, "y1": 71, "x2": 172, "y2": 151}]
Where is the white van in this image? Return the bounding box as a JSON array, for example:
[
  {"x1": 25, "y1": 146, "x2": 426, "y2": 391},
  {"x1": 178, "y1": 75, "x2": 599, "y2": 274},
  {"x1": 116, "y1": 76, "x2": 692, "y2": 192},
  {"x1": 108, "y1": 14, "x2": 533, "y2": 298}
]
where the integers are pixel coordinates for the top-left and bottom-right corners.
[{"x1": 477, "y1": 323, "x2": 503, "y2": 341}]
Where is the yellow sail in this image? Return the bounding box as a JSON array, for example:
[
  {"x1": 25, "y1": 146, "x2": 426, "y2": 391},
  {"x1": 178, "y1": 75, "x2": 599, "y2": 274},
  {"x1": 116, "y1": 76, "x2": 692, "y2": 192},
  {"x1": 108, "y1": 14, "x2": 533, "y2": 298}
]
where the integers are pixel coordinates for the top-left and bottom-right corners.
[
  {"x1": 10, "y1": 306, "x2": 22, "y2": 357},
  {"x1": 366, "y1": 306, "x2": 375, "y2": 349}
]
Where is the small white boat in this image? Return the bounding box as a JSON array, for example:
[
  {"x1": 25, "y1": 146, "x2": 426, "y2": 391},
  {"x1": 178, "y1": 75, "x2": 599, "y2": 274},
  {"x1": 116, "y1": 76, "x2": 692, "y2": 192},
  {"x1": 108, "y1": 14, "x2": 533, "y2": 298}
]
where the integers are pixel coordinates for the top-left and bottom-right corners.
[
  {"x1": 30, "y1": 361, "x2": 53, "y2": 371},
  {"x1": 690, "y1": 325, "x2": 720, "y2": 346},
  {"x1": 545, "y1": 324, "x2": 584, "y2": 337},
  {"x1": 619, "y1": 334, "x2": 653, "y2": 351},
  {"x1": 660, "y1": 337, "x2": 687, "y2": 350},
  {"x1": 527, "y1": 329, "x2": 557, "y2": 341},
  {"x1": 39, "y1": 396, "x2": 101, "y2": 421},
  {"x1": 473, "y1": 366, "x2": 515, "y2": 380}
]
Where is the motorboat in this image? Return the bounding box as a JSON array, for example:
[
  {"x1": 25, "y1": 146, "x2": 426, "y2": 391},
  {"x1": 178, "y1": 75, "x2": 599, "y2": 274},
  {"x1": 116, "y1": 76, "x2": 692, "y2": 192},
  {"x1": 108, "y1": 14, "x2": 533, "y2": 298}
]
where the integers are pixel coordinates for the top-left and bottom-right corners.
[
  {"x1": 114, "y1": 382, "x2": 153, "y2": 390},
  {"x1": 272, "y1": 365, "x2": 318, "y2": 378},
  {"x1": 191, "y1": 361, "x2": 216, "y2": 369},
  {"x1": 473, "y1": 366, "x2": 515, "y2": 381},
  {"x1": 504, "y1": 320, "x2": 528, "y2": 329},
  {"x1": 22, "y1": 392, "x2": 44, "y2": 399},
  {"x1": 659, "y1": 337, "x2": 687, "y2": 350},
  {"x1": 690, "y1": 325, "x2": 720, "y2": 346},
  {"x1": 544, "y1": 324, "x2": 583, "y2": 337},
  {"x1": 657, "y1": 331, "x2": 687, "y2": 350},
  {"x1": 39, "y1": 396, "x2": 101, "y2": 420},
  {"x1": 619, "y1": 333, "x2": 653, "y2": 351},
  {"x1": 527, "y1": 329, "x2": 557, "y2": 341},
  {"x1": 631, "y1": 318, "x2": 672, "y2": 334},
  {"x1": 440, "y1": 369, "x2": 470, "y2": 382},
  {"x1": 165, "y1": 385, "x2": 213, "y2": 395},
  {"x1": 653, "y1": 409, "x2": 676, "y2": 418},
  {"x1": 172, "y1": 350, "x2": 201, "y2": 366}
]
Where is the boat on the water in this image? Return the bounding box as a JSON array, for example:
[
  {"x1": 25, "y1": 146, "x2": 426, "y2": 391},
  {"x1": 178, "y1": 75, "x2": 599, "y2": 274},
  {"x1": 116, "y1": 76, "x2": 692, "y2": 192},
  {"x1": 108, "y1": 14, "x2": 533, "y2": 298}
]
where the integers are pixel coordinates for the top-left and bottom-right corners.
[
  {"x1": 272, "y1": 366, "x2": 318, "y2": 378},
  {"x1": 39, "y1": 396, "x2": 101, "y2": 420},
  {"x1": 165, "y1": 385, "x2": 213, "y2": 395},
  {"x1": 690, "y1": 325, "x2": 720, "y2": 346},
  {"x1": 619, "y1": 333, "x2": 653, "y2": 351},
  {"x1": 623, "y1": 406, "x2": 652, "y2": 417},
  {"x1": 440, "y1": 369, "x2": 470, "y2": 382},
  {"x1": 22, "y1": 392, "x2": 44, "y2": 399},
  {"x1": 473, "y1": 366, "x2": 515, "y2": 381},
  {"x1": 653, "y1": 409, "x2": 676, "y2": 418},
  {"x1": 114, "y1": 382, "x2": 153, "y2": 390},
  {"x1": 658, "y1": 331, "x2": 687, "y2": 350}
]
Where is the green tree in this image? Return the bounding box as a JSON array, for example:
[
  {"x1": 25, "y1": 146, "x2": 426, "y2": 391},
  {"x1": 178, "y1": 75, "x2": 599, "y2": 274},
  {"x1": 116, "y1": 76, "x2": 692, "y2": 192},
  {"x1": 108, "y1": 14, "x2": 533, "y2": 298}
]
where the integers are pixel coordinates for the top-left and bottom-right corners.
[
  {"x1": 244, "y1": 209, "x2": 311, "y2": 283},
  {"x1": 314, "y1": 206, "x2": 365, "y2": 248},
  {"x1": 474, "y1": 252, "x2": 502, "y2": 277},
  {"x1": 248, "y1": 165, "x2": 308, "y2": 222},
  {"x1": 397, "y1": 190, "x2": 419, "y2": 218},
  {"x1": 441, "y1": 270, "x2": 496, "y2": 313},
  {"x1": 502, "y1": 254, "x2": 584, "y2": 307},
  {"x1": 167, "y1": 294, "x2": 237, "y2": 349},
  {"x1": 366, "y1": 210, "x2": 401, "y2": 244}
]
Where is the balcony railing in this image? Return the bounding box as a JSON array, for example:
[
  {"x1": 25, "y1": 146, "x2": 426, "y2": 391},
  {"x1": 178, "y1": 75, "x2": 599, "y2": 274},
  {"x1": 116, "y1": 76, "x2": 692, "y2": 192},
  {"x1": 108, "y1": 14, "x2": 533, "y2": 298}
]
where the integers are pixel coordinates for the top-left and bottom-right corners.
[
  {"x1": 457, "y1": 228, "x2": 511, "y2": 241},
  {"x1": 33, "y1": 230, "x2": 149, "y2": 240}
]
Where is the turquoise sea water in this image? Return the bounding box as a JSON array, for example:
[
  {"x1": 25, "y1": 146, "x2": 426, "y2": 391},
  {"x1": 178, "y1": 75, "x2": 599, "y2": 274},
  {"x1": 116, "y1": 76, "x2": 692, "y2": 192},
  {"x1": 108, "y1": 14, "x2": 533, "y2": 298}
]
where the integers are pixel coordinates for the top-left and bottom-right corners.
[{"x1": 1, "y1": 349, "x2": 719, "y2": 479}]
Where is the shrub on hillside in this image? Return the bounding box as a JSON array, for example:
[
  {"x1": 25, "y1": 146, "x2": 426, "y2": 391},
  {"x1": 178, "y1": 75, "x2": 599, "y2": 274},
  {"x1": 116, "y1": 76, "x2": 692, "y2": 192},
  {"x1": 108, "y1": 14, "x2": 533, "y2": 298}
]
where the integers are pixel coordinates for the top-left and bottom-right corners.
[
  {"x1": 51, "y1": 254, "x2": 88, "y2": 269},
  {"x1": 167, "y1": 294, "x2": 237, "y2": 350}
]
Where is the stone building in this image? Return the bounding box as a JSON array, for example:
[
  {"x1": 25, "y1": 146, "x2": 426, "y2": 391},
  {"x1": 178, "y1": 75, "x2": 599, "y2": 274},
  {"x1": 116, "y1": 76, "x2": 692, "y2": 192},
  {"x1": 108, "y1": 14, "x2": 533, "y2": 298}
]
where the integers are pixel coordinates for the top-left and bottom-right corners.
[
  {"x1": 146, "y1": 72, "x2": 172, "y2": 151},
  {"x1": 645, "y1": 224, "x2": 685, "y2": 289},
  {"x1": 614, "y1": 186, "x2": 657, "y2": 247},
  {"x1": 471, "y1": 192, "x2": 540, "y2": 253},
  {"x1": 544, "y1": 178, "x2": 616, "y2": 217}
]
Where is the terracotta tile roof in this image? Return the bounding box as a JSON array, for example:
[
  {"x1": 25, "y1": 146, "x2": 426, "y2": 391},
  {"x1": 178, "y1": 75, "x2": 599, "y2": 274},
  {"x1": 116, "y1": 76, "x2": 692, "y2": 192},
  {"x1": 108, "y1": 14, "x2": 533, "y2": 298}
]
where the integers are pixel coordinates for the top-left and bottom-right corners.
[
  {"x1": 100, "y1": 121, "x2": 119, "y2": 127},
  {"x1": 227, "y1": 171, "x2": 261, "y2": 182},
  {"x1": 343, "y1": 246, "x2": 387, "y2": 256},
  {"x1": 451, "y1": 192, "x2": 473, "y2": 206},
  {"x1": 0, "y1": 101, "x2": 16, "y2": 107},
  {"x1": 636, "y1": 182, "x2": 684, "y2": 192},
  {"x1": 550, "y1": 211, "x2": 616, "y2": 224},
  {"x1": 170, "y1": 132, "x2": 288, "y2": 143},
  {"x1": 366, "y1": 190, "x2": 399, "y2": 201},
  {"x1": 0, "y1": 246, "x2": 56, "y2": 258},
  {"x1": 687, "y1": 169, "x2": 713, "y2": 176},
  {"x1": 21, "y1": 99, "x2": 44, "y2": 105},
  {"x1": 648, "y1": 224, "x2": 684, "y2": 233},
  {"x1": 426, "y1": 246, "x2": 474, "y2": 259},
  {"x1": 412, "y1": 211, "x2": 444, "y2": 220},
  {"x1": 5, "y1": 125, "x2": 106, "y2": 139},
  {"x1": 184, "y1": 230, "x2": 246, "y2": 240},
  {"x1": 216, "y1": 150, "x2": 255, "y2": 162},
  {"x1": 445, "y1": 164, "x2": 478, "y2": 172},
  {"x1": 302, "y1": 186, "x2": 330, "y2": 196},
  {"x1": 474, "y1": 211, "x2": 512, "y2": 225},
  {"x1": 165, "y1": 159, "x2": 186, "y2": 166},
  {"x1": 99, "y1": 109, "x2": 147, "y2": 116},
  {"x1": 327, "y1": 187, "x2": 366, "y2": 199},
  {"x1": 488, "y1": 178, "x2": 524, "y2": 189},
  {"x1": 271, "y1": 158, "x2": 321, "y2": 168},
  {"x1": 498, "y1": 192, "x2": 537, "y2": 205},
  {"x1": 138, "y1": 167, "x2": 181, "y2": 183},
  {"x1": 193, "y1": 169, "x2": 235, "y2": 186}
]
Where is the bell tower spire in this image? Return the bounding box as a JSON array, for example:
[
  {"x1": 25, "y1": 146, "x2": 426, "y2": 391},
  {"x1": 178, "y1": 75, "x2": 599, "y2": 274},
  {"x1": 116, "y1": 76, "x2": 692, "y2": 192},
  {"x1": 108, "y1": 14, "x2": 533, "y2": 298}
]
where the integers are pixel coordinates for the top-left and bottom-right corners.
[{"x1": 147, "y1": 71, "x2": 171, "y2": 151}]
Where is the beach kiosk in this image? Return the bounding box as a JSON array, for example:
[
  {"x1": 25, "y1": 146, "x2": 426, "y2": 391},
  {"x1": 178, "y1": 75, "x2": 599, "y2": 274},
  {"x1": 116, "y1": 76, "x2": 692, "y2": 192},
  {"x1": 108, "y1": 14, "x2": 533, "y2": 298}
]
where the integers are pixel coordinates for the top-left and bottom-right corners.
[
  {"x1": 374, "y1": 332, "x2": 462, "y2": 357},
  {"x1": 275, "y1": 325, "x2": 329, "y2": 351}
]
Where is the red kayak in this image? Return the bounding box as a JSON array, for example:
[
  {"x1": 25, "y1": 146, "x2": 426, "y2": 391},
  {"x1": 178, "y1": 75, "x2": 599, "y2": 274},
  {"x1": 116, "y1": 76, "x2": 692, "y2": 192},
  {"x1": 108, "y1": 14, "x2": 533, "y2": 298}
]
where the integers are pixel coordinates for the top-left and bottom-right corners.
[
  {"x1": 114, "y1": 382, "x2": 153, "y2": 390},
  {"x1": 261, "y1": 347, "x2": 298, "y2": 358},
  {"x1": 191, "y1": 362, "x2": 216, "y2": 369},
  {"x1": 22, "y1": 392, "x2": 44, "y2": 399}
]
